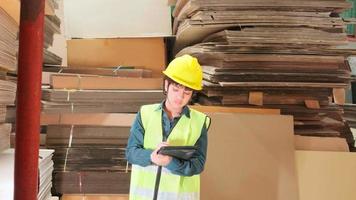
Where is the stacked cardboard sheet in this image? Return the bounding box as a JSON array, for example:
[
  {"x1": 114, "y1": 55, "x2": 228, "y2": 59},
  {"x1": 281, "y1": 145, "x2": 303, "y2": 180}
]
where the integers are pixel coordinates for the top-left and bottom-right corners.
[
  {"x1": 174, "y1": 0, "x2": 354, "y2": 145},
  {"x1": 173, "y1": 0, "x2": 352, "y2": 51},
  {"x1": 0, "y1": 6, "x2": 17, "y2": 72},
  {"x1": 47, "y1": 123, "x2": 132, "y2": 194},
  {"x1": 67, "y1": 38, "x2": 166, "y2": 78},
  {"x1": 41, "y1": 0, "x2": 62, "y2": 66},
  {"x1": 0, "y1": 78, "x2": 16, "y2": 152},
  {"x1": 42, "y1": 66, "x2": 158, "y2": 194},
  {"x1": 0, "y1": 123, "x2": 11, "y2": 152},
  {"x1": 42, "y1": 89, "x2": 164, "y2": 113}
]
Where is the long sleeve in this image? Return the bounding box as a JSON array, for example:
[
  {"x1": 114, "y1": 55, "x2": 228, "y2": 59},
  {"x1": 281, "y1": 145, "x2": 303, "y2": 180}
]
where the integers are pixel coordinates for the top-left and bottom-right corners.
[
  {"x1": 125, "y1": 111, "x2": 153, "y2": 167},
  {"x1": 165, "y1": 122, "x2": 208, "y2": 176}
]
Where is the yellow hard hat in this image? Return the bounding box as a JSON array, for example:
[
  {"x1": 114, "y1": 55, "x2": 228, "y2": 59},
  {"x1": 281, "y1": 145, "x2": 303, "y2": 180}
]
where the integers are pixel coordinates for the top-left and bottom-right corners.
[{"x1": 163, "y1": 55, "x2": 203, "y2": 90}]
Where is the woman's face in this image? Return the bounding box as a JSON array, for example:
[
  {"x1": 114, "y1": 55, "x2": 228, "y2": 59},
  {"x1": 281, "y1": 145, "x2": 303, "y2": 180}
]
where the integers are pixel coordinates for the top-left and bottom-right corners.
[{"x1": 165, "y1": 80, "x2": 193, "y2": 110}]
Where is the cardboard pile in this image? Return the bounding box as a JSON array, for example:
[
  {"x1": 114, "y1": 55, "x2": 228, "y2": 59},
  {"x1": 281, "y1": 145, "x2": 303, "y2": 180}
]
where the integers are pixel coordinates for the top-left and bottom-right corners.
[
  {"x1": 0, "y1": 123, "x2": 11, "y2": 152},
  {"x1": 0, "y1": 3, "x2": 17, "y2": 153},
  {"x1": 44, "y1": 13, "x2": 168, "y2": 194},
  {"x1": 0, "y1": 6, "x2": 17, "y2": 71},
  {"x1": 43, "y1": 1, "x2": 62, "y2": 65},
  {"x1": 173, "y1": 0, "x2": 354, "y2": 145},
  {"x1": 41, "y1": 67, "x2": 159, "y2": 194},
  {"x1": 173, "y1": 0, "x2": 352, "y2": 51}
]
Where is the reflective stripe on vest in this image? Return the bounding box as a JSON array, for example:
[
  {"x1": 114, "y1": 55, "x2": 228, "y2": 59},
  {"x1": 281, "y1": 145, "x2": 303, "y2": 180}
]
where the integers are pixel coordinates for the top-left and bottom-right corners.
[{"x1": 129, "y1": 104, "x2": 209, "y2": 200}]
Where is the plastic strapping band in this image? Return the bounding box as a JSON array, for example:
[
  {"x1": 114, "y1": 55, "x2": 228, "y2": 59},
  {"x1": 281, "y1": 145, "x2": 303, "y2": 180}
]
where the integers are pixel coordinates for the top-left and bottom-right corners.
[
  {"x1": 76, "y1": 74, "x2": 82, "y2": 90},
  {"x1": 79, "y1": 172, "x2": 83, "y2": 194},
  {"x1": 125, "y1": 161, "x2": 129, "y2": 173},
  {"x1": 71, "y1": 103, "x2": 74, "y2": 113},
  {"x1": 63, "y1": 125, "x2": 74, "y2": 172},
  {"x1": 113, "y1": 66, "x2": 122, "y2": 75},
  {"x1": 66, "y1": 90, "x2": 71, "y2": 102}
]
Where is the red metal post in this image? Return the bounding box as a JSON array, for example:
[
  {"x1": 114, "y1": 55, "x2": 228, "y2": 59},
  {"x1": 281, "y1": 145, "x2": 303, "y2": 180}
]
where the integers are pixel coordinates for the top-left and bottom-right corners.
[{"x1": 14, "y1": 0, "x2": 45, "y2": 200}]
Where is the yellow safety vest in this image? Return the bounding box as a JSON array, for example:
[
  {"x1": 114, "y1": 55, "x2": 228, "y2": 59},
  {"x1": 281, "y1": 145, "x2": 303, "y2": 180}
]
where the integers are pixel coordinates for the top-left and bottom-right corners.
[{"x1": 129, "y1": 104, "x2": 210, "y2": 200}]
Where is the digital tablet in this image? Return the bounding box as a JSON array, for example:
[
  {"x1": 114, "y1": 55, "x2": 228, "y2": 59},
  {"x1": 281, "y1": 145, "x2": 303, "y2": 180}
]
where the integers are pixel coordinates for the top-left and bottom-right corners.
[{"x1": 157, "y1": 146, "x2": 198, "y2": 160}]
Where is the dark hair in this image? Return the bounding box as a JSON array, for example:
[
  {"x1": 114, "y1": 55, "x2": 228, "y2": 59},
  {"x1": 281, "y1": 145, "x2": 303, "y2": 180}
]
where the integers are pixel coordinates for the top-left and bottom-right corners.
[{"x1": 163, "y1": 76, "x2": 197, "y2": 104}]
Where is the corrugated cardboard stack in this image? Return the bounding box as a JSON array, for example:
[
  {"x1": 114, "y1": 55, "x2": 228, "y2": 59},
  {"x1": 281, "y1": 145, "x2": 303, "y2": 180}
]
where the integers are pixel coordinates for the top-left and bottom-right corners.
[
  {"x1": 0, "y1": 3, "x2": 17, "y2": 153},
  {"x1": 173, "y1": 0, "x2": 355, "y2": 146},
  {"x1": 2, "y1": 0, "x2": 64, "y2": 148},
  {"x1": 44, "y1": 14, "x2": 62, "y2": 65},
  {"x1": 0, "y1": 1, "x2": 62, "y2": 199},
  {"x1": 42, "y1": 67, "x2": 164, "y2": 194},
  {"x1": 42, "y1": 0, "x2": 171, "y2": 195}
]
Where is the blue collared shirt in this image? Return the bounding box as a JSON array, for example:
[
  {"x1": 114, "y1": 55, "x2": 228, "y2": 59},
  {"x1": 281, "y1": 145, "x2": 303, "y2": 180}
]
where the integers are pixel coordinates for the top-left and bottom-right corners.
[{"x1": 125, "y1": 102, "x2": 208, "y2": 176}]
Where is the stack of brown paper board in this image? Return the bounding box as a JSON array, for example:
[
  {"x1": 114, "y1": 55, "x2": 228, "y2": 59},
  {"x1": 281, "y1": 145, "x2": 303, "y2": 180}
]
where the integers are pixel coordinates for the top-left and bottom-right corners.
[
  {"x1": 51, "y1": 147, "x2": 127, "y2": 172},
  {"x1": 174, "y1": 0, "x2": 354, "y2": 146},
  {"x1": 41, "y1": 113, "x2": 135, "y2": 126},
  {"x1": 0, "y1": 79, "x2": 17, "y2": 104},
  {"x1": 0, "y1": 6, "x2": 17, "y2": 72},
  {"x1": 42, "y1": 112, "x2": 134, "y2": 194},
  {"x1": 61, "y1": 194, "x2": 128, "y2": 200},
  {"x1": 46, "y1": 125, "x2": 130, "y2": 147},
  {"x1": 189, "y1": 105, "x2": 280, "y2": 114},
  {"x1": 173, "y1": 0, "x2": 352, "y2": 51},
  {"x1": 44, "y1": 15, "x2": 61, "y2": 49},
  {"x1": 0, "y1": 123, "x2": 11, "y2": 152},
  {"x1": 41, "y1": 101, "x2": 150, "y2": 114},
  {"x1": 42, "y1": 66, "x2": 153, "y2": 84},
  {"x1": 54, "y1": 171, "x2": 130, "y2": 194},
  {"x1": 1, "y1": 0, "x2": 62, "y2": 67},
  {"x1": 44, "y1": 47, "x2": 62, "y2": 66},
  {"x1": 0, "y1": 149, "x2": 56, "y2": 200},
  {"x1": 0, "y1": 78, "x2": 16, "y2": 152},
  {"x1": 43, "y1": 0, "x2": 62, "y2": 66},
  {"x1": 42, "y1": 67, "x2": 153, "y2": 85},
  {"x1": 50, "y1": 74, "x2": 163, "y2": 90},
  {"x1": 0, "y1": 105, "x2": 7, "y2": 122},
  {"x1": 67, "y1": 38, "x2": 166, "y2": 78},
  {"x1": 44, "y1": 38, "x2": 165, "y2": 194},
  {"x1": 41, "y1": 89, "x2": 164, "y2": 113},
  {"x1": 201, "y1": 112, "x2": 298, "y2": 200},
  {"x1": 42, "y1": 89, "x2": 164, "y2": 103},
  {"x1": 296, "y1": 150, "x2": 356, "y2": 200}
]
